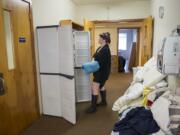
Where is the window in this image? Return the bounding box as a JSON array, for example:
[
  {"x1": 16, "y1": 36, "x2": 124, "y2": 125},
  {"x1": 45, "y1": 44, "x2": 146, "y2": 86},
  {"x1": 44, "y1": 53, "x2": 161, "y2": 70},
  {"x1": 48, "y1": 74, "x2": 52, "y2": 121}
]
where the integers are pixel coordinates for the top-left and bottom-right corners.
[
  {"x1": 118, "y1": 33, "x2": 127, "y2": 50},
  {"x1": 3, "y1": 10, "x2": 15, "y2": 70}
]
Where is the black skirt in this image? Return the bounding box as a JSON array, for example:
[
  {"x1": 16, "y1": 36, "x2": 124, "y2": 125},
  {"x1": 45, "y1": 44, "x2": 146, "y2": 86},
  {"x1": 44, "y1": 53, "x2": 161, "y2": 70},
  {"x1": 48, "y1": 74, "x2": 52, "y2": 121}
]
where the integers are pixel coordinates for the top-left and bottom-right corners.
[{"x1": 93, "y1": 71, "x2": 107, "y2": 89}]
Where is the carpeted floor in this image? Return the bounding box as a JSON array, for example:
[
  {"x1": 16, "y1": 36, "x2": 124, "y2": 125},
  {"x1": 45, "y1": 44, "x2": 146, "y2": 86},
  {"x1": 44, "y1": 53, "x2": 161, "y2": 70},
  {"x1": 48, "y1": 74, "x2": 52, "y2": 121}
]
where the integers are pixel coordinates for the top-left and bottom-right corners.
[{"x1": 21, "y1": 73, "x2": 132, "y2": 135}]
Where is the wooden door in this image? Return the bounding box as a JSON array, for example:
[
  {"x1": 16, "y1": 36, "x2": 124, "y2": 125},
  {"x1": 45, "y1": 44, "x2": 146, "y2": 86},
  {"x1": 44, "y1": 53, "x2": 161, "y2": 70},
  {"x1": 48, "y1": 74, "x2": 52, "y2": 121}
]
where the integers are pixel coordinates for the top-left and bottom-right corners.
[
  {"x1": 0, "y1": 1, "x2": 39, "y2": 135},
  {"x1": 140, "y1": 16, "x2": 153, "y2": 65}
]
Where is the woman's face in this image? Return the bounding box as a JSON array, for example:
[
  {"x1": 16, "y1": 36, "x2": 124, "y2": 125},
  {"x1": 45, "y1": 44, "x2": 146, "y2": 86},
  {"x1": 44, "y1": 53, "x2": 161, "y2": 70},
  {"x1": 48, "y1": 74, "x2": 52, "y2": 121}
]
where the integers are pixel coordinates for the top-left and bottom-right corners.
[{"x1": 99, "y1": 37, "x2": 105, "y2": 45}]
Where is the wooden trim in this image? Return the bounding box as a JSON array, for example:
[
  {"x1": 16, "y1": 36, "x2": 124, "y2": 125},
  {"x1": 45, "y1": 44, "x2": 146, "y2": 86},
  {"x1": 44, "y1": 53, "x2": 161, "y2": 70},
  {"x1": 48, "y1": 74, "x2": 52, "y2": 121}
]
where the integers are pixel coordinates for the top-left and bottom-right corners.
[
  {"x1": 95, "y1": 22, "x2": 143, "y2": 29},
  {"x1": 60, "y1": 19, "x2": 72, "y2": 26},
  {"x1": 84, "y1": 19, "x2": 95, "y2": 57},
  {"x1": 2, "y1": 8, "x2": 11, "y2": 11},
  {"x1": 117, "y1": 28, "x2": 140, "y2": 67},
  {"x1": 117, "y1": 28, "x2": 119, "y2": 58},
  {"x1": 93, "y1": 18, "x2": 147, "y2": 66},
  {"x1": 93, "y1": 18, "x2": 145, "y2": 24},
  {"x1": 60, "y1": 19, "x2": 84, "y2": 30},
  {"x1": 136, "y1": 29, "x2": 140, "y2": 66},
  {"x1": 26, "y1": 0, "x2": 40, "y2": 116}
]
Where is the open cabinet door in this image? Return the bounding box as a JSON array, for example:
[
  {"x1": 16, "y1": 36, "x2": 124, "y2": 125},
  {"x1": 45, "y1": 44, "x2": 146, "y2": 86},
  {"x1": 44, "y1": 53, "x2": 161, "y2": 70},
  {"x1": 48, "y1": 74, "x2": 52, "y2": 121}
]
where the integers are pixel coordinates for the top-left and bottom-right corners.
[
  {"x1": 59, "y1": 26, "x2": 76, "y2": 124},
  {"x1": 74, "y1": 31, "x2": 91, "y2": 102},
  {"x1": 37, "y1": 27, "x2": 62, "y2": 117},
  {"x1": 140, "y1": 16, "x2": 153, "y2": 65}
]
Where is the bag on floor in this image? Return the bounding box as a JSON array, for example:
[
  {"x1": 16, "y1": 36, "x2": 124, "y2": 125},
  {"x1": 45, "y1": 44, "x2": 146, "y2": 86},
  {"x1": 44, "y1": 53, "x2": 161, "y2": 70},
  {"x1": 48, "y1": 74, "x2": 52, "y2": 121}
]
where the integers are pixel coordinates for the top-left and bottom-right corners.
[{"x1": 82, "y1": 61, "x2": 100, "y2": 74}]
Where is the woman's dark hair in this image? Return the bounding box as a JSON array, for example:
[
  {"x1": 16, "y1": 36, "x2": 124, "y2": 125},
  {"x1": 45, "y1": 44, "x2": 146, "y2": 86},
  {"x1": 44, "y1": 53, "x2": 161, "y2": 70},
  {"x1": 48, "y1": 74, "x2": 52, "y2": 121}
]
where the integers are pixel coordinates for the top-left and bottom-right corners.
[{"x1": 99, "y1": 32, "x2": 111, "y2": 44}]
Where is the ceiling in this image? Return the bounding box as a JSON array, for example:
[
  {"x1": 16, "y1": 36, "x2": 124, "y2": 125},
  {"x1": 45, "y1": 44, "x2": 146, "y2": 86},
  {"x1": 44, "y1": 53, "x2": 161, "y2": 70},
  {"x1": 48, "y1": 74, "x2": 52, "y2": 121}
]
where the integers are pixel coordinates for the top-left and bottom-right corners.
[{"x1": 71, "y1": 0, "x2": 150, "y2": 5}]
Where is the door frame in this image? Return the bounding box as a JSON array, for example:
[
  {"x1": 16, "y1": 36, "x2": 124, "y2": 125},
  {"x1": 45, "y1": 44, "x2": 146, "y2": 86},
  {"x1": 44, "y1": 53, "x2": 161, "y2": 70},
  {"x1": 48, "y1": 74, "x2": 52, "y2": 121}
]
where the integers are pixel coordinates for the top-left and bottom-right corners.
[
  {"x1": 92, "y1": 17, "x2": 153, "y2": 66},
  {"x1": 22, "y1": 0, "x2": 40, "y2": 114},
  {"x1": 117, "y1": 28, "x2": 140, "y2": 69}
]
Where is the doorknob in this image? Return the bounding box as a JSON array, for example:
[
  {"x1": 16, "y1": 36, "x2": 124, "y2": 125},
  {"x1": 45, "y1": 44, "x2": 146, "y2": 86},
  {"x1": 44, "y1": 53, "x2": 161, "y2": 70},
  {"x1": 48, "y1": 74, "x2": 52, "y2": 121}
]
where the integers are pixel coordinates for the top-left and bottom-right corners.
[{"x1": 0, "y1": 73, "x2": 5, "y2": 95}]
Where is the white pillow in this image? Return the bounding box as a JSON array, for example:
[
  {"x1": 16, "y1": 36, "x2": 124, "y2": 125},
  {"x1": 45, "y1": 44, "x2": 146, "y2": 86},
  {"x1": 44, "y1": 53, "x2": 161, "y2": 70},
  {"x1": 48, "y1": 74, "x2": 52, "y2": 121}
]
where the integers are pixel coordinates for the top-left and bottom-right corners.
[
  {"x1": 133, "y1": 57, "x2": 157, "y2": 83},
  {"x1": 151, "y1": 97, "x2": 172, "y2": 135},
  {"x1": 143, "y1": 68, "x2": 166, "y2": 87},
  {"x1": 132, "y1": 66, "x2": 143, "y2": 77},
  {"x1": 126, "y1": 83, "x2": 144, "y2": 100},
  {"x1": 144, "y1": 57, "x2": 157, "y2": 69},
  {"x1": 154, "y1": 80, "x2": 168, "y2": 88},
  {"x1": 150, "y1": 80, "x2": 168, "y2": 90},
  {"x1": 112, "y1": 83, "x2": 144, "y2": 112},
  {"x1": 133, "y1": 69, "x2": 144, "y2": 82}
]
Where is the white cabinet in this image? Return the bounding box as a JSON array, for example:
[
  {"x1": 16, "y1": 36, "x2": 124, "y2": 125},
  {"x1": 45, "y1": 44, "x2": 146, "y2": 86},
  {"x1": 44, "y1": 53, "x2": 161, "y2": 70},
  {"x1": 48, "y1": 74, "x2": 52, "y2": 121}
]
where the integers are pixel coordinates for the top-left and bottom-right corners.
[{"x1": 37, "y1": 25, "x2": 91, "y2": 124}]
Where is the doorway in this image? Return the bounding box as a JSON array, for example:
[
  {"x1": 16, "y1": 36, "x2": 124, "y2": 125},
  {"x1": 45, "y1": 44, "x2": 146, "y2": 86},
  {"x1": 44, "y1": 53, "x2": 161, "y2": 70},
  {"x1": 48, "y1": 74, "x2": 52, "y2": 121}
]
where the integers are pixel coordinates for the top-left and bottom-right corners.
[
  {"x1": 88, "y1": 17, "x2": 153, "y2": 73},
  {"x1": 118, "y1": 29, "x2": 139, "y2": 73}
]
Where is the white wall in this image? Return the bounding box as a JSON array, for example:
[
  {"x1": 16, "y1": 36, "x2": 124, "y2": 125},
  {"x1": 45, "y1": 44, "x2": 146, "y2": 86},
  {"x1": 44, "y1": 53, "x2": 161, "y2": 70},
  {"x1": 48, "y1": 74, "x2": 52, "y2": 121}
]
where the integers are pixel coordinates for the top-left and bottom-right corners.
[
  {"x1": 151, "y1": 0, "x2": 180, "y2": 56},
  {"x1": 76, "y1": 0, "x2": 151, "y2": 24},
  {"x1": 151, "y1": 0, "x2": 180, "y2": 91},
  {"x1": 32, "y1": 0, "x2": 77, "y2": 26}
]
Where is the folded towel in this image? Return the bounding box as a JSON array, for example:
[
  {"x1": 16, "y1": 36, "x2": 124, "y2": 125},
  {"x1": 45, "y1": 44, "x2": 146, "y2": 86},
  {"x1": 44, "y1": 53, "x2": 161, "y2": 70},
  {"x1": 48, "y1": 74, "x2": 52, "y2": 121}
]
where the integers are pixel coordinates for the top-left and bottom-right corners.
[{"x1": 82, "y1": 61, "x2": 100, "y2": 74}]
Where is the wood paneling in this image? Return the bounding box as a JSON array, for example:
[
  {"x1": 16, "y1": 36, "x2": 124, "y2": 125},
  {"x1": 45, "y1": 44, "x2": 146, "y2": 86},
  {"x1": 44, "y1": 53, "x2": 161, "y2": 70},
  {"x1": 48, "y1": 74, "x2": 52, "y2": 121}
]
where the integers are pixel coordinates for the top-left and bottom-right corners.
[
  {"x1": 0, "y1": 0, "x2": 39, "y2": 135},
  {"x1": 128, "y1": 42, "x2": 137, "y2": 70},
  {"x1": 84, "y1": 19, "x2": 95, "y2": 57},
  {"x1": 93, "y1": 18, "x2": 145, "y2": 24},
  {"x1": 111, "y1": 55, "x2": 118, "y2": 73},
  {"x1": 60, "y1": 19, "x2": 84, "y2": 30},
  {"x1": 140, "y1": 16, "x2": 153, "y2": 65}
]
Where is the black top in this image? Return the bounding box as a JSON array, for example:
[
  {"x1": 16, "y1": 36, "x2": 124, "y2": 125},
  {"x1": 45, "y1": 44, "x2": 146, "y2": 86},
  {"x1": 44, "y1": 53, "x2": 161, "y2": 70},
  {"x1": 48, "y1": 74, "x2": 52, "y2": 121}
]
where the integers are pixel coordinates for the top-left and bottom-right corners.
[{"x1": 93, "y1": 44, "x2": 111, "y2": 81}]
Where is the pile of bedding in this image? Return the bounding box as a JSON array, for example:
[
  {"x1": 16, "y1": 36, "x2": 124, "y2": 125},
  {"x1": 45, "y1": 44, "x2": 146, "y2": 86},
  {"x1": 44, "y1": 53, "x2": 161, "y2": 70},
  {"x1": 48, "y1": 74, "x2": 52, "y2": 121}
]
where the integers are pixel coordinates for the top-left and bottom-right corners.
[
  {"x1": 111, "y1": 57, "x2": 180, "y2": 135},
  {"x1": 111, "y1": 92, "x2": 180, "y2": 135},
  {"x1": 112, "y1": 57, "x2": 168, "y2": 113},
  {"x1": 152, "y1": 91, "x2": 180, "y2": 135}
]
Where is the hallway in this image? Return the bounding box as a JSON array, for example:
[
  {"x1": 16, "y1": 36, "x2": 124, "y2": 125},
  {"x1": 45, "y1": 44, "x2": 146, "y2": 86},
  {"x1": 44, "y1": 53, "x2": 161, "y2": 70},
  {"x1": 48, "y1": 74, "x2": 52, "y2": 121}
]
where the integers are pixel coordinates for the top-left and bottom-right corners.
[{"x1": 21, "y1": 73, "x2": 133, "y2": 135}]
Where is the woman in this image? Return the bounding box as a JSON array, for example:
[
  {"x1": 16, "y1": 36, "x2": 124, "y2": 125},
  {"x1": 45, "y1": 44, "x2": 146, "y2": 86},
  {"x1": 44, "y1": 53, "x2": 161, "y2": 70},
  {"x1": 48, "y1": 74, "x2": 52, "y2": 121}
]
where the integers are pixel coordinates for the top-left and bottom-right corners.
[{"x1": 86, "y1": 32, "x2": 111, "y2": 113}]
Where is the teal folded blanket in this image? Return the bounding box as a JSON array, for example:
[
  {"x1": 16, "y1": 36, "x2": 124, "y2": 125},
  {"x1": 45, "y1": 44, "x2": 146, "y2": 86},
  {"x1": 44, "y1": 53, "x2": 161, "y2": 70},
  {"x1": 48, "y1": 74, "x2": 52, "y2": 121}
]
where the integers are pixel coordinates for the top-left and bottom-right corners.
[{"x1": 82, "y1": 61, "x2": 100, "y2": 74}]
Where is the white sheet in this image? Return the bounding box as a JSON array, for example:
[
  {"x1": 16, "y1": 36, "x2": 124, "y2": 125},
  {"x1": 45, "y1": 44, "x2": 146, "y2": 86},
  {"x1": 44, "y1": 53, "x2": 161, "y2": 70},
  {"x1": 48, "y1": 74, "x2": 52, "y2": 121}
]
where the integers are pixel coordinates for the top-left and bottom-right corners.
[
  {"x1": 143, "y1": 68, "x2": 166, "y2": 87},
  {"x1": 133, "y1": 57, "x2": 158, "y2": 83},
  {"x1": 112, "y1": 83, "x2": 143, "y2": 112},
  {"x1": 151, "y1": 96, "x2": 172, "y2": 135},
  {"x1": 112, "y1": 57, "x2": 167, "y2": 113}
]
